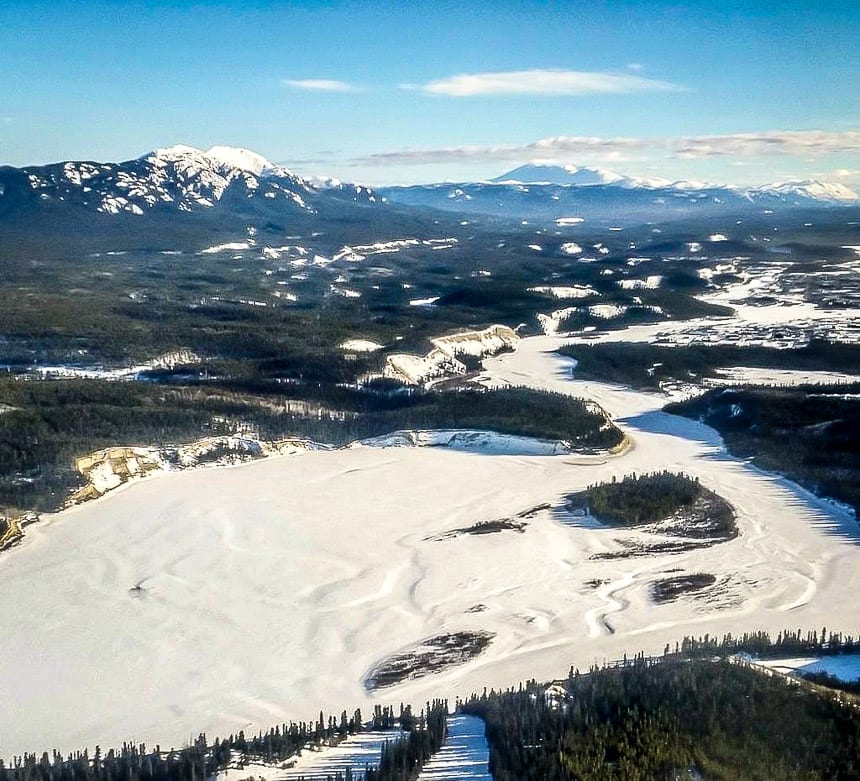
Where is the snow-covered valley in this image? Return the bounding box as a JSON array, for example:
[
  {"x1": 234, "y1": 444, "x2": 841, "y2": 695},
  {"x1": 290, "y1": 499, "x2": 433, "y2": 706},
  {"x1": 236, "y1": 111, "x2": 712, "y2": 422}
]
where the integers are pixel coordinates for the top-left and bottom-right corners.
[{"x1": 1, "y1": 321, "x2": 858, "y2": 756}]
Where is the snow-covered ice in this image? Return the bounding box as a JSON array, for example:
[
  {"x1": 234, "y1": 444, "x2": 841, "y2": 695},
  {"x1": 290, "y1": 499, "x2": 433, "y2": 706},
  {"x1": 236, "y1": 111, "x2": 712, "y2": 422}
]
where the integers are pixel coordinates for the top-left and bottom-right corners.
[{"x1": 1, "y1": 331, "x2": 859, "y2": 756}]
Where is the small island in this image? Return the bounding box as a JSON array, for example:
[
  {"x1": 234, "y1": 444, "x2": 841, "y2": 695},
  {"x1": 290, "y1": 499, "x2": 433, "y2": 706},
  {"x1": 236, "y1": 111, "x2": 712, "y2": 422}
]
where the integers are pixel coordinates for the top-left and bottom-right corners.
[{"x1": 568, "y1": 471, "x2": 737, "y2": 540}]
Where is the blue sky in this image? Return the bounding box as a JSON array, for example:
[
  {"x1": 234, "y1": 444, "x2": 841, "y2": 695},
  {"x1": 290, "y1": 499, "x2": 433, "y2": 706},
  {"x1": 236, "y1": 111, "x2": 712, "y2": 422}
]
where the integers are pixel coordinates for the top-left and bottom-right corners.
[{"x1": 1, "y1": 0, "x2": 858, "y2": 185}]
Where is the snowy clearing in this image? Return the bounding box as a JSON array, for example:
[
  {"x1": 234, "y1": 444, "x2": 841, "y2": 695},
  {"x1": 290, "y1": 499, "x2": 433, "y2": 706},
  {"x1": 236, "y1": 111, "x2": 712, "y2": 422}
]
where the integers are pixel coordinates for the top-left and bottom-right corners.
[
  {"x1": 707, "y1": 367, "x2": 860, "y2": 387},
  {"x1": 340, "y1": 339, "x2": 384, "y2": 353},
  {"x1": 529, "y1": 285, "x2": 597, "y2": 300}
]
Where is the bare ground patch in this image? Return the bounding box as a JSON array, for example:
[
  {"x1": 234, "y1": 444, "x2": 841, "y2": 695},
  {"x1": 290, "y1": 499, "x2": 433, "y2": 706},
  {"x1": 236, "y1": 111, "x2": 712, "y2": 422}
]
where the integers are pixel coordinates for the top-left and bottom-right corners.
[{"x1": 363, "y1": 631, "x2": 495, "y2": 691}]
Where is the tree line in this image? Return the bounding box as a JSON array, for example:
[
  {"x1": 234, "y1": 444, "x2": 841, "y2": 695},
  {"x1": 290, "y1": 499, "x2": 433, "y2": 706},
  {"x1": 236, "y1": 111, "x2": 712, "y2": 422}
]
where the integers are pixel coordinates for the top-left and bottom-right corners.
[{"x1": 0, "y1": 382, "x2": 620, "y2": 514}]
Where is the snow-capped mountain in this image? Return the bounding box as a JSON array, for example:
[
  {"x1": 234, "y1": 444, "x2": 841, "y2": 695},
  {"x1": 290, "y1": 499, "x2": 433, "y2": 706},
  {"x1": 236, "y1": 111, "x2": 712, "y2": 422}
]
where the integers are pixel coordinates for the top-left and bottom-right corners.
[
  {"x1": 491, "y1": 163, "x2": 690, "y2": 190},
  {"x1": 492, "y1": 164, "x2": 632, "y2": 187},
  {"x1": 0, "y1": 145, "x2": 378, "y2": 220}
]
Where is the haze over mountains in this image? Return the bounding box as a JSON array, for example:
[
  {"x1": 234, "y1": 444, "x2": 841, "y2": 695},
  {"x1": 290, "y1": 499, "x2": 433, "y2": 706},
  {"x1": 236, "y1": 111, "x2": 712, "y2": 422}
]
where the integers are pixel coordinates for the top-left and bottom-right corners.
[{"x1": 382, "y1": 162, "x2": 858, "y2": 225}]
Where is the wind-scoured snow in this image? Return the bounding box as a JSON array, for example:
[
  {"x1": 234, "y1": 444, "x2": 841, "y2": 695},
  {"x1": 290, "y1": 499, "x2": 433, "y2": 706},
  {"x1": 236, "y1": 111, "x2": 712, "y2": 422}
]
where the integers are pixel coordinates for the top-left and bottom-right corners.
[{"x1": 1, "y1": 311, "x2": 859, "y2": 755}]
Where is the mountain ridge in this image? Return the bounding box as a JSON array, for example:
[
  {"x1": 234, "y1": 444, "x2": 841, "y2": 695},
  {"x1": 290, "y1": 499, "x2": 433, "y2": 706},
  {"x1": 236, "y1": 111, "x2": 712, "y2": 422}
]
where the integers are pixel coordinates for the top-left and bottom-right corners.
[{"x1": 0, "y1": 144, "x2": 378, "y2": 221}]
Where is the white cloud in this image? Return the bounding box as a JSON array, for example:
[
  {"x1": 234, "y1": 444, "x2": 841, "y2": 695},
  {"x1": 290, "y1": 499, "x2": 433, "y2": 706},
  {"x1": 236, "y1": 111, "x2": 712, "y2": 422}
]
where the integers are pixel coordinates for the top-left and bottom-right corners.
[
  {"x1": 282, "y1": 79, "x2": 358, "y2": 92},
  {"x1": 819, "y1": 167, "x2": 860, "y2": 184},
  {"x1": 354, "y1": 129, "x2": 860, "y2": 167},
  {"x1": 405, "y1": 68, "x2": 687, "y2": 97}
]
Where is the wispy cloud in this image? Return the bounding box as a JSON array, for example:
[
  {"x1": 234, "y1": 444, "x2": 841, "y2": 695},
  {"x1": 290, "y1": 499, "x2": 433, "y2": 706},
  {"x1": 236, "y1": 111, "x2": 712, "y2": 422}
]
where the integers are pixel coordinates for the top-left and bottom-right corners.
[
  {"x1": 403, "y1": 68, "x2": 687, "y2": 97},
  {"x1": 282, "y1": 78, "x2": 358, "y2": 92},
  {"x1": 353, "y1": 129, "x2": 860, "y2": 167},
  {"x1": 675, "y1": 130, "x2": 860, "y2": 158},
  {"x1": 353, "y1": 136, "x2": 650, "y2": 166}
]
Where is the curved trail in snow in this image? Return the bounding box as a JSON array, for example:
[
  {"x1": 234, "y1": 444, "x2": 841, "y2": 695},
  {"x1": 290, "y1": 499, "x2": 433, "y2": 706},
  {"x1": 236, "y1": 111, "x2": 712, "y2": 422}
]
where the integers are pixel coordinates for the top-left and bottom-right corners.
[{"x1": 0, "y1": 330, "x2": 857, "y2": 756}]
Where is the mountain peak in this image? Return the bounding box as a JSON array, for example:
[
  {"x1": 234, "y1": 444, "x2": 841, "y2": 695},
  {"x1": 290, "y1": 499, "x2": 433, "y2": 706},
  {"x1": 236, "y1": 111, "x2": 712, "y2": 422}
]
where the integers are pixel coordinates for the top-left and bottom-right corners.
[
  {"x1": 491, "y1": 163, "x2": 679, "y2": 190},
  {"x1": 204, "y1": 146, "x2": 280, "y2": 176},
  {"x1": 143, "y1": 145, "x2": 290, "y2": 178}
]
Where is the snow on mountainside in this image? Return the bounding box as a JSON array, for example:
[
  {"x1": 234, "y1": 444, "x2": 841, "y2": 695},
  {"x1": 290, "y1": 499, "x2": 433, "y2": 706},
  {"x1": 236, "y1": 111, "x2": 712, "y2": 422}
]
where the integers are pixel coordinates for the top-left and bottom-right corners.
[
  {"x1": 0, "y1": 145, "x2": 378, "y2": 219},
  {"x1": 748, "y1": 179, "x2": 859, "y2": 203},
  {"x1": 201, "y1": 145, "x2": 282, "y2": 176}
]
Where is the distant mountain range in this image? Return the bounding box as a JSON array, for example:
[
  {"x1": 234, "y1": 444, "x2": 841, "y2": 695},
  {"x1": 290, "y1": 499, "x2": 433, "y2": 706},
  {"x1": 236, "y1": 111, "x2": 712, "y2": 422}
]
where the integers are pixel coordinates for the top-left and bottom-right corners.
[
  {"x1": 380, "y1": 163, "x2": 858, "y2": 225},
  {"x1": 1, "y1": 148, "x2": 857, "y2": 248},
  {"x1": 489, "y1": 163, "x2": 859, "y2": 201}
]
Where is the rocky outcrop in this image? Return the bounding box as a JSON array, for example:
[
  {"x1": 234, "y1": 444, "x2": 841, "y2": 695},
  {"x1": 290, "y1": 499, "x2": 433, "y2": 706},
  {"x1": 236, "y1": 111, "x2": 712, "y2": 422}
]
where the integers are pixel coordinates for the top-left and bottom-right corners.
[
  {"x1": 384, "y1": 325, "x2": 519, "y2": 385},
  {"x1": 68, "y1": 436, "x2": 325, "y2": 507},
  {"x1": 0, "y1": 512, "x2": 40, "y2": 551}
]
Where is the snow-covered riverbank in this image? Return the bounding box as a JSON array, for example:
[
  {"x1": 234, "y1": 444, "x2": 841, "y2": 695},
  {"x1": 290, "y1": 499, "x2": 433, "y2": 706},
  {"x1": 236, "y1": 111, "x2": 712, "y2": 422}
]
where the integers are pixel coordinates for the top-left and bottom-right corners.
[{"x1": 1, "y1": 329, "x2": 857, "y2": 756}]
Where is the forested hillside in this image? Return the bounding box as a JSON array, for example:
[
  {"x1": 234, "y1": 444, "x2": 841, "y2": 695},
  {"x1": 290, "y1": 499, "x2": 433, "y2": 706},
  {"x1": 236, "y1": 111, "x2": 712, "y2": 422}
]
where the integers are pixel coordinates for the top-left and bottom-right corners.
[{"x1": 462, "y1": 657, "x2": 860, "y2": 781}]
